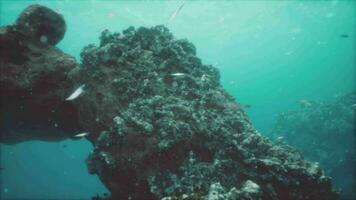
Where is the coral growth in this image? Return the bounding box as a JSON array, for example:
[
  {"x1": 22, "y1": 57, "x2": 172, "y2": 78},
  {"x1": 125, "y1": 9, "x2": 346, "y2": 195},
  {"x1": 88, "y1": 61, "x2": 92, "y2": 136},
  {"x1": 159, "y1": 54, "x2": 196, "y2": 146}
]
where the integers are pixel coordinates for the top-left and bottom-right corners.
[{"x1": 80, "y1": 26, "x2": 339, "y2": 199}]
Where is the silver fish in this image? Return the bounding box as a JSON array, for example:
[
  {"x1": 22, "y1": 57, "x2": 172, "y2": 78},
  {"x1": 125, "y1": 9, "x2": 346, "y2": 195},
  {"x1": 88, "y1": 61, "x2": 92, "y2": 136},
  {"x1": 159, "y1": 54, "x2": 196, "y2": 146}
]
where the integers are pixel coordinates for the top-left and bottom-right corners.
[
  {"x1": 65, "y1": 84, "x2": 85, "y2": 101},
  {"x1": 73, "y1": 132, "x2": 90, "y2": 138},
  {"x1": 169, "y1": 2, "x2": 185, "y2": 21},
  {"x1": 170, "y1": 73, "x2": 186, "y2": 77},
  {"x1": 277, "y1": 136, "x2": 284, "y2": 140},
  {"x1": 299, "y1": 99, "x2": 312, "y2": 107}
]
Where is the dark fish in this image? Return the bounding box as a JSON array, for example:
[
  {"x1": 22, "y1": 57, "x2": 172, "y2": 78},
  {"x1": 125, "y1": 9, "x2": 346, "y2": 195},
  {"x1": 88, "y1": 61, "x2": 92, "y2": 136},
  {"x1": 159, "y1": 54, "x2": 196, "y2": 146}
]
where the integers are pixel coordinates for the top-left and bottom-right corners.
[
  {"x1": 340, "y1": 34, "x2": 349, "y2": 38},
  {"x1": 62, "y1": 144, "x2": 68, "y2": 148},
  {"x1": 243, "y1": 104, "x2": 251, "y2": 109},
  {"x1": 240, "y1": 104, "x2": 251, "y2": 109},
  {"x1": 0, "y1": 167, "x2": 4, "y2": 170}
]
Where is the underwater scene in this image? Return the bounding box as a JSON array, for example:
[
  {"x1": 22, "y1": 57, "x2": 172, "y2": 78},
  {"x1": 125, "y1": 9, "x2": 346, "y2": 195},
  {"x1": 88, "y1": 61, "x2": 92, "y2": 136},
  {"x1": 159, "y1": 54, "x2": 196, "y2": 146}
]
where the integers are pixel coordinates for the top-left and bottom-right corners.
[{"x1": 0, "y1": 1, "x2": 355, "y2": 200}]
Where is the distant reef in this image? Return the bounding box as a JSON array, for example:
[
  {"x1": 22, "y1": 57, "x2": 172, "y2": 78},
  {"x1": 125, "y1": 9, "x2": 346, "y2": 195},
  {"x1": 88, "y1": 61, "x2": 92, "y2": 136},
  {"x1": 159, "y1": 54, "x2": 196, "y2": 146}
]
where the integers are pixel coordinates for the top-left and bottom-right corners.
[
  {"x1": 271, "y1": 93, "x2": 356, "y2": 200},
  {"x1": 0, "y1": 4, "x2": 340, "y2": 200}
]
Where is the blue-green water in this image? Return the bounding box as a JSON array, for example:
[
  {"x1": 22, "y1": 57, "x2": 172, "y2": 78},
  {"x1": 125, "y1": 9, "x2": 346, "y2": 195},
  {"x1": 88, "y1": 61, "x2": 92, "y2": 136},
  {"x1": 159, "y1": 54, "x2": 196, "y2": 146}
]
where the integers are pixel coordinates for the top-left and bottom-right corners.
[{"x1": 0, "y1": 1, "x2": 355, "y2": 199}]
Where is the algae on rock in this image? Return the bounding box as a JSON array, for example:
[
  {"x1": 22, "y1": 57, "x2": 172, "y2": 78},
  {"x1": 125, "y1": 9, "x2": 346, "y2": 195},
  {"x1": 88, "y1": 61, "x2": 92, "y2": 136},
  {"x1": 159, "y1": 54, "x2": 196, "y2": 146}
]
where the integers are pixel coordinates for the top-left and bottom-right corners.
[{"x1": 79, "y1": 26, "x2": 339, "y2": 200}]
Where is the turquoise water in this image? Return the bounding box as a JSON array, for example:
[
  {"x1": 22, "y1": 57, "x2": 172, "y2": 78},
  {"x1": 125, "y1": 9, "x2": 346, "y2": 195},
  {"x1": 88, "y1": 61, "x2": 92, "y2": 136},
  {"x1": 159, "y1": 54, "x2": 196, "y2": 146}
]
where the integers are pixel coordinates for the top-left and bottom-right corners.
[{"x1": 0, "y1": 1, "x2": 355, "y2": 199}]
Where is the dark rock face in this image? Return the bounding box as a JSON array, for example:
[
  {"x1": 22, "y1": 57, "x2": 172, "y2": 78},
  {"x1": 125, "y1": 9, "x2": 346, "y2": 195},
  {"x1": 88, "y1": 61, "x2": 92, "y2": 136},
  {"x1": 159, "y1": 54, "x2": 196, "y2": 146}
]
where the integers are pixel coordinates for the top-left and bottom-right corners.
[
  {"x1": 0, "y1": 4, "x2": 341, "y2": 200},
  {"x1": 0, "y1": 5, "x2": 82, "y2": 144},
  {"x1": 271, "y1": 93, "x2": 356, "y2": 199},
  {"x1": 16, "y1": 4, "x2": 66, "y2": 46},
  {"x1": 80, "y1": 27, "x2": 339, "y2": 200}
]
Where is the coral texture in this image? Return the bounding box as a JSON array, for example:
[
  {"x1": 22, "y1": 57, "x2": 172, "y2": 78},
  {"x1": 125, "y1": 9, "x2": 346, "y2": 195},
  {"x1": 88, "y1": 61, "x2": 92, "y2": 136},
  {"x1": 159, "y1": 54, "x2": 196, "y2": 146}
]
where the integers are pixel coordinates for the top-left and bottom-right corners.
[{"x1": 80, "y1": 26, "x2": 339, "y2": 199}]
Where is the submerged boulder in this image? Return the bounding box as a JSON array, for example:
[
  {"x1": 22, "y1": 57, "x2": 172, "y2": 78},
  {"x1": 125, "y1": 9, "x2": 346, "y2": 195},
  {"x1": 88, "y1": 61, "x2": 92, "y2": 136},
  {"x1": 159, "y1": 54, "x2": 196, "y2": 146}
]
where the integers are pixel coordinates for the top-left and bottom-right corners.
[
  {"x1": 0, "y1": 4, "x2": 82, "y2": 143},
  {"x1": 79, "y1": 26, "x2": 339, "y2": 199},
  {"x1": 16, "y1": 4, "x2": 66, "y2": 46}
]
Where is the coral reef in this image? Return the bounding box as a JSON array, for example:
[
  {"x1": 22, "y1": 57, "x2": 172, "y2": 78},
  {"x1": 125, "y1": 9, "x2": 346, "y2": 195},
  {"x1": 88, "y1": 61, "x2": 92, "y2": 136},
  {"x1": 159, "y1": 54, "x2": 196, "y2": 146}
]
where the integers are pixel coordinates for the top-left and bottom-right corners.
[
  {"x1": 271, "y1": 93, "x2": 356, "y2": 199},
  {"x1": 0, "y1": 4, "x2": 341, "y2": 200},
  {"x1": 0, "y1": 4, "x2": 82, "y2": 143}
]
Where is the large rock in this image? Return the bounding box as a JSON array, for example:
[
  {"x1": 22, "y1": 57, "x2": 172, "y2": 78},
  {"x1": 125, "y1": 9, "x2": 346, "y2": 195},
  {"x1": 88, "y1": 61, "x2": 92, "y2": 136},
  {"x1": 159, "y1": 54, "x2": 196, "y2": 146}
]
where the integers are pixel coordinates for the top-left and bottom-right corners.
[
  {"x1": 0, "y1": 5, "x2": 82, "y2": 143},
  {"x1": 16, "y1": 4, "x2": 66, "y2": 46},
  {"x1": 80, "y1": 27, "x2": 339, "y2": 200}
]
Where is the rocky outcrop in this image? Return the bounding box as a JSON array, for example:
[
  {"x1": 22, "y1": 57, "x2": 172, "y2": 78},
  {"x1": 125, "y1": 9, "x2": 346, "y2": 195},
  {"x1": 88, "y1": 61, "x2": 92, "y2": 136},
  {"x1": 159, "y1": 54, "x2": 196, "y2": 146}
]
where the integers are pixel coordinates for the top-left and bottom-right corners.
[
  {"x1": 271, "y1": 93, "x2": 356, "y2": 199},
  {"x1": 0, "y1": 4, "x2": 340, "y2": 200},
  {"x1": 0, "y1": 4, "x2": 83, "y2": 143},
  {"x1": 80, "y1": 27, "x2": 339, "y2": 199}
]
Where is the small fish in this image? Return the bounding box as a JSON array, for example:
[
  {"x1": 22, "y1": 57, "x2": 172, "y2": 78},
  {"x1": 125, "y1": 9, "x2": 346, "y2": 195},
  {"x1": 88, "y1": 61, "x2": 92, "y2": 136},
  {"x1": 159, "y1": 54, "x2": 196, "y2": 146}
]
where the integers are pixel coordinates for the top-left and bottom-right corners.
[
  {"x1": 65, "y1": 84, "x2": 85, "y2": 101},
  {"x1": 241, "y1": 104, "x2": 251, "y2": 109},
  {"x1": 107, "y1": 12, "x2": 116, "y2": 18},
  {"x1": 169, "y1": 2, "x2": 185, "y2": 21},
  {"x1": 299, "y1": 99, "x2": 312, "y2": 108},
  {"x1": 73, "y1": 132, "x2": 90, "y2": 138},
  {"x1": 229, "y1": 80, "x2": 236, "y2": 85},
  {"x1": 340, "y1": 34, "x2": 349, "y2": 38},
  {"x1": 62, "y1": 144, "x2": 68, "y2": 148},
  {"x1": 170, "y1": 73, "x2": 186, "y2": 77},
  {"x1": 284, "y1": 51, "x2": 294, "y2": 56},
  {"x1": 0, "y1": 167, "x2": 4, "y2": 170},
  {"x1": 276, "y1": 136, "x2": 284, "y2": 140}
]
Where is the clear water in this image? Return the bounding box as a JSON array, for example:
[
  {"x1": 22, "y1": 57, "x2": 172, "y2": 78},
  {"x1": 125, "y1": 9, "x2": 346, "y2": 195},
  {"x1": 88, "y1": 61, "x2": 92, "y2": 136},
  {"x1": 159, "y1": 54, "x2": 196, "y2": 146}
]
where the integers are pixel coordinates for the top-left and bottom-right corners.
[{"x1": 0, "y1": 1, "x2": 355, "y2": 199}]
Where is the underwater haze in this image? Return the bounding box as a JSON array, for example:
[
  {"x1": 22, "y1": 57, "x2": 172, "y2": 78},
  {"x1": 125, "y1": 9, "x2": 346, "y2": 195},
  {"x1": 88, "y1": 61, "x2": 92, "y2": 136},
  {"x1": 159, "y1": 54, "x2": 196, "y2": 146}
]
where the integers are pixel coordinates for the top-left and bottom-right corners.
[{"x1": 0, "y1": 0, "x2": 355, "y2": 199}]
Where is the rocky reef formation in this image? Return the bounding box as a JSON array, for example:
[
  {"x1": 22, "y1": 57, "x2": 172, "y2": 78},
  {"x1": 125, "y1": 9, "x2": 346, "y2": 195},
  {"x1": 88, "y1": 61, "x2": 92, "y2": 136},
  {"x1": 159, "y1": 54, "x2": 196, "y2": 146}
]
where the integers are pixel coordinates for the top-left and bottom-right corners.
[
  {"x1": 80, "y1": 27, "x2": 339, "y2": 199},
  {"x1": 0, "y1": 4, "x2": 83, "y2": 143},
  {"x1": 271, "y1": 93, "x2": 356, "y2": 199},
  {"x1": 0, "y1": 4, "x2": 341, "y2": 200}
]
